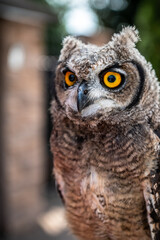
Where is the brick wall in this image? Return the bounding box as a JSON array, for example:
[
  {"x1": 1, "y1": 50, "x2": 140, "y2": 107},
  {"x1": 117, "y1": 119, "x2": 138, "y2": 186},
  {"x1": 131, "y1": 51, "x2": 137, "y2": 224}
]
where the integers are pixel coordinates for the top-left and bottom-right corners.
[{"x1": 0, "y1": 19, "x2": 46, "y2": 233}]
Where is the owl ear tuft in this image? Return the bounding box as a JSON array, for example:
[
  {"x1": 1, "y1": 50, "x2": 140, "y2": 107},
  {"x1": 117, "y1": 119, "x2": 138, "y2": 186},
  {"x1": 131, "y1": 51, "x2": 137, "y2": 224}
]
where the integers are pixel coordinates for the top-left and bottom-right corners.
[
  {"x1": 59, "y1": 36, "x2": 83, "y2": 62},
  {"x1": 111, "y1": 26, "x2": 140, "y2": 48}
]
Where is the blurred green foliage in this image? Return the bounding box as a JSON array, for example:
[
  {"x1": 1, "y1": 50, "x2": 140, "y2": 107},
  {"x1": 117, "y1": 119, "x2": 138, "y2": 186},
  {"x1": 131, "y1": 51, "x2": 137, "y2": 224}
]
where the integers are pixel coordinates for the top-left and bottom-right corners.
[
  {"x1": 44, "y1": 2, "x2": 68, "y2": 56},
  {"x1": 89, "y1": 0, "x2": 139, "y2": 31},
  {"x1": 135, "y1": 0, "x2": 160, "y2": 78},
  {"x1": 31, "y1": 0, "x2": 67, "y2": 56},
  {"x1": 45, "y1": 23, "x2": 66, "y2": 56}
]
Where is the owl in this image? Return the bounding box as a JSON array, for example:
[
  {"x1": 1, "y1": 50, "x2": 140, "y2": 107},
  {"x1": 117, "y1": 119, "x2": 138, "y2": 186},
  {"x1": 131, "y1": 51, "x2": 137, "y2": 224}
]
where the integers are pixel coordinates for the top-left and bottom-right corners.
[{"x1": 50, "y1": 26, "x2": 160, "y2": 240}]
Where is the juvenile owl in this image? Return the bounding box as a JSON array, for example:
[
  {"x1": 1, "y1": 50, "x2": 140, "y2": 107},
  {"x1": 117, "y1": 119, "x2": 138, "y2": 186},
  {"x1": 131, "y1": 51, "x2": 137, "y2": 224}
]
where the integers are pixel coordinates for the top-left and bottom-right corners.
[{"x1": 50, "y1": 26, "x2": 160, "y2": 240}]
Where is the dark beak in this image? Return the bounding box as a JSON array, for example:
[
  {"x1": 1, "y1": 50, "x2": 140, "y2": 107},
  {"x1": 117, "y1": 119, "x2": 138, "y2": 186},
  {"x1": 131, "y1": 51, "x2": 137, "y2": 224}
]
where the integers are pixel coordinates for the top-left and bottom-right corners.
[{"x1": 77, "y1": 80, "x2": 91, "y2": 112}]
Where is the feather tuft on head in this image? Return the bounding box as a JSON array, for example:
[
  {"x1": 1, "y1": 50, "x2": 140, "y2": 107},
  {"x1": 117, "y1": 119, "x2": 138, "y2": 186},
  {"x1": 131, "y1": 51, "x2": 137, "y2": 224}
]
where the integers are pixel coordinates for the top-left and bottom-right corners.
[
  {"x1": 59, "y1": 36, "x2": 83, "y2": 62},
  {"x1": 111, "y1": 26, "x2": 140, "y2": 48}
]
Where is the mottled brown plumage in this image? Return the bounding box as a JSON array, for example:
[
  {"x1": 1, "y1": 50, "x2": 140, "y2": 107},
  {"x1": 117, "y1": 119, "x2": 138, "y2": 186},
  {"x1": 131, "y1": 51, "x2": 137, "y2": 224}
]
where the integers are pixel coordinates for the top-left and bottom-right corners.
[{"x1": 50, "y1": 27, "x2": 160, "y2": 240}]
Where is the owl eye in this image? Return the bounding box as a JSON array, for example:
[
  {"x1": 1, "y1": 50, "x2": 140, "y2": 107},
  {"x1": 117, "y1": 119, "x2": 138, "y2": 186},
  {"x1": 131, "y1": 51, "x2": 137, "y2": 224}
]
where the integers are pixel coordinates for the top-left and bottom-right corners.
[
  {"x1": 65, "y1": 71, "x2": 77, "y2": 87},
  {"x1": 103, "y1": 72, "x2": 122, "y2": 89}
]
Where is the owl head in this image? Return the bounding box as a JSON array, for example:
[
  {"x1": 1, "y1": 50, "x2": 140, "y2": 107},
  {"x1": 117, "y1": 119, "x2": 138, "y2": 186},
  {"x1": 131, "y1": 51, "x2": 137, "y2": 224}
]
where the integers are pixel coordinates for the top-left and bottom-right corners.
[{"x1": 53, "y1": 26, "x2": 159, "y2": 126}]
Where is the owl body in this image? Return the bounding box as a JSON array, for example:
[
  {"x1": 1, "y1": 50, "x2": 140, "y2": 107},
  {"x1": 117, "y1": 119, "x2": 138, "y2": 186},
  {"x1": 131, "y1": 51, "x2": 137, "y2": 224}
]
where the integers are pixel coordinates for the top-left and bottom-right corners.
[{"x1": 50, "y1": 27, "x2": 160, "y2": 240}]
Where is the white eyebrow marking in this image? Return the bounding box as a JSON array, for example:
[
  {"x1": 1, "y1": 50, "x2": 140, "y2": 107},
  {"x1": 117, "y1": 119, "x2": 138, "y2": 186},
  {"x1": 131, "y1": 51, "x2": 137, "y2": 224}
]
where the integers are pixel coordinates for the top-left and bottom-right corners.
[{"x1": 111, "y1": 68, "x2": 127, "y2": 76}]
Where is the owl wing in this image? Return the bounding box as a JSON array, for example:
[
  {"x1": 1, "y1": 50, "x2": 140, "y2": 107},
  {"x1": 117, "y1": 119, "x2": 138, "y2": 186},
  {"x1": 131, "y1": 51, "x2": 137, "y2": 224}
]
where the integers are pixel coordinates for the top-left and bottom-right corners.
[{"x1": 144, "y1": 128, "x2": 160, "y2": 240}]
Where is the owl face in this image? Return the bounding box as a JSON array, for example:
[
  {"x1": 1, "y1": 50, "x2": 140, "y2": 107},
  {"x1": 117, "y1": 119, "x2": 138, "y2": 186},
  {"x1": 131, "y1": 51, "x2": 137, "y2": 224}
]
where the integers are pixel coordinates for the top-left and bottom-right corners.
[{"x1": 55, "y1": 27, "x2": 159, "y2": 124}]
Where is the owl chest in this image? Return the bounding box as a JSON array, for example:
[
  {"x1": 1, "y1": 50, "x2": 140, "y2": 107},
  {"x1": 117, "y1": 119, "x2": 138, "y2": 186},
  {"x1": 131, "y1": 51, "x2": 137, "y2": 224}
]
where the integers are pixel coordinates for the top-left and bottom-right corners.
[
  {"x1": 54, "y1": 125, "x2": 148, "y2": 171},
  {"x1": 53, "y1": 124, "x2": 153, "y2": 184},
  {"x1": 53, "y1": 126, "x2": 152, "y2": 239}
]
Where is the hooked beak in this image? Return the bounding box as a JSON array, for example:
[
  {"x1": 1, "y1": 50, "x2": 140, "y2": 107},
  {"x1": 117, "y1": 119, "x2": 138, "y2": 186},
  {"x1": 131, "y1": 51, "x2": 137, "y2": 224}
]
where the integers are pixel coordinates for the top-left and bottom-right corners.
[{"x1": 77, "y1": 80, "x2": 91, "y2": 112}]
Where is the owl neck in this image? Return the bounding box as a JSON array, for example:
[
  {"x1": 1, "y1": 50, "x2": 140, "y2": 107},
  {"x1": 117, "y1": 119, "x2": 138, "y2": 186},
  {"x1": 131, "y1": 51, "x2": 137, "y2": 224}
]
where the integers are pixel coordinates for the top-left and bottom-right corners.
[{"x1": 53, "y1": 99, "x2": 159, "y2": 132}]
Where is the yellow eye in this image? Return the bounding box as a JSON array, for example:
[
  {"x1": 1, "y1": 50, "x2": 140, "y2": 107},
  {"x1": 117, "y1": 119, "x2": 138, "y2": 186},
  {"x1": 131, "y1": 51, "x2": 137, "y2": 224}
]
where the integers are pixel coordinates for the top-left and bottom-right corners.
[
  {"x1": 65, "y1": 71, "x2": 77, "y2": 87},
  {"x1": 103, "y1": 72, "x2": 122, "y2": 89}
]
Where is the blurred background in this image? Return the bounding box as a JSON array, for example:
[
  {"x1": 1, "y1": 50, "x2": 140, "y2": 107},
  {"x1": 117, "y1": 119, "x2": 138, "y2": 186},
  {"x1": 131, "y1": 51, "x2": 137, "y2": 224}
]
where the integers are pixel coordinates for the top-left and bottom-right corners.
[{"x1": 0, "y1": 0, "x2": 160, "y2": 240}]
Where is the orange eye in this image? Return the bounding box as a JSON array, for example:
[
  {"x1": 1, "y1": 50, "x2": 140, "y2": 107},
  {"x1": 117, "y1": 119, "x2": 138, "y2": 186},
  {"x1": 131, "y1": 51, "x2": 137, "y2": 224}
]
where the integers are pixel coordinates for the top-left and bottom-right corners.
[
  {"x1": 65, "y1": 71, "x2": 77, "y2": 87},
  {"x1": 103, "y1": 72, "x2": 122, "y2": 89}
]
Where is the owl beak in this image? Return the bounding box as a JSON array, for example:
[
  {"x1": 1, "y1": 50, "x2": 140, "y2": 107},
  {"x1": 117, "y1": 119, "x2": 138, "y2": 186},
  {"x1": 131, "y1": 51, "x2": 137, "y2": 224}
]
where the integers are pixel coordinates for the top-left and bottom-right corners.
[{"x1": 77, "y1": 80, "x2": 91, "y2": 112}]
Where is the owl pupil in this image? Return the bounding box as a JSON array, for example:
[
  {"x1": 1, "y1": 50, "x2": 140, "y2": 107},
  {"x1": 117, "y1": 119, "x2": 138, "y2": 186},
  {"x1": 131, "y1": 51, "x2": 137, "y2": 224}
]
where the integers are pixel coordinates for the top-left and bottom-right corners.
[
  {"x1": 108, "y1": 75, "x2": 116, "y2": 83},
  {"x1": 69, "y1": 74, "x2": 75, "y2": 82}
]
